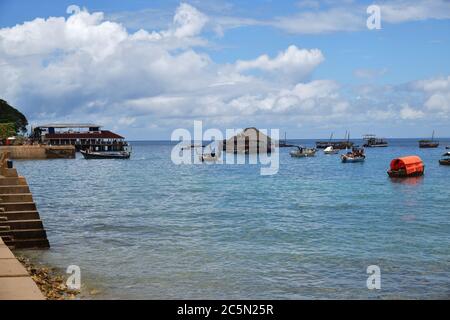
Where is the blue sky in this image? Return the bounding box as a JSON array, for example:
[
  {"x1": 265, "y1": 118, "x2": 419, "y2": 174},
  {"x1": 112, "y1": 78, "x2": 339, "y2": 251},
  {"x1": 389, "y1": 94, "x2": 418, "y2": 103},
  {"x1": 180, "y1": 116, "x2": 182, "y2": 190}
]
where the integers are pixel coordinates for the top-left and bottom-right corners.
[{"x1": 0, "y1": 0, "x2": 449, "y2": 139}]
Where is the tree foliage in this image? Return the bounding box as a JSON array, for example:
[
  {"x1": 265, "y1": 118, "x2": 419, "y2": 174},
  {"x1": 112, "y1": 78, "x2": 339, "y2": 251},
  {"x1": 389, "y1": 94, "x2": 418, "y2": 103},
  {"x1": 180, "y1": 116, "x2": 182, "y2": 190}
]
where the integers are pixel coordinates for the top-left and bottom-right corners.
[{"x1": 0, "y1": 99, "x2": 28, "y2": 134}]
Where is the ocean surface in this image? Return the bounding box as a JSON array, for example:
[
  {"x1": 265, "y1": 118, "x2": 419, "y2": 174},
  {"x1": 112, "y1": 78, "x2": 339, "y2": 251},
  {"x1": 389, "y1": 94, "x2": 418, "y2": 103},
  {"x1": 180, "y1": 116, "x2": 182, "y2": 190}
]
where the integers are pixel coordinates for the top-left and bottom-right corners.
[{"x1": 15, "y1": 139, "x2": 450, "y2": 299}]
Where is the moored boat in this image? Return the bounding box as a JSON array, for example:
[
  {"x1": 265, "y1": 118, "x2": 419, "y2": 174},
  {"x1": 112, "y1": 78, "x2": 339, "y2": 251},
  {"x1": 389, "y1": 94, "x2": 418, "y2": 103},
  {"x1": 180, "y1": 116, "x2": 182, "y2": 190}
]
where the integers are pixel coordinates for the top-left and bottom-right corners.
[
  {"x1": 80, "y1": 149, "x2": 131, "y2": 159},
  {"x1": 324, "y1": 146, "x2": 339, "y2": 154},
  {"x1": 341, "y1": 147, "x2": 365, "y2": 163},
  {"x1": 419, "y1": 131, "x2": 439, "y2": 148},
  {"x1": 290, "y1": 146, "x2": 316, "y2": 157},
  {"x1": 387, "y1": 156, "x2": 424, "y2": 177},
  {"x1": 439, "y1": 152, "x2": 450, "y2": 166},
  {"x1": 363, "y1": 134, "x2": 388, "y2": 147}
]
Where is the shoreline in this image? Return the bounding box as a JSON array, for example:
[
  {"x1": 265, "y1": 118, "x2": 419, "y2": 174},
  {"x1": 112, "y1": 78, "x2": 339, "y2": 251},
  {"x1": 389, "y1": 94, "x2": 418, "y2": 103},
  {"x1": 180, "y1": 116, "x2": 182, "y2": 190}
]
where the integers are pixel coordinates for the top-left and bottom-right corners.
[{"x1": 15, "y1": 253, "x2": 80, "y2": 300}]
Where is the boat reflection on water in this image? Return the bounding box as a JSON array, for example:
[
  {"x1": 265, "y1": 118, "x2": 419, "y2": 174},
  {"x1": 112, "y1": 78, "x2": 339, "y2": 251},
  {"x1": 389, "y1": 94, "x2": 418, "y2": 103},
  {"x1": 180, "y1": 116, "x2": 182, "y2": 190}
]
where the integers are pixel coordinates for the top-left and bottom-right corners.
[{"x1": 389, "y1": 175, "x2": 424, "y2": 185}]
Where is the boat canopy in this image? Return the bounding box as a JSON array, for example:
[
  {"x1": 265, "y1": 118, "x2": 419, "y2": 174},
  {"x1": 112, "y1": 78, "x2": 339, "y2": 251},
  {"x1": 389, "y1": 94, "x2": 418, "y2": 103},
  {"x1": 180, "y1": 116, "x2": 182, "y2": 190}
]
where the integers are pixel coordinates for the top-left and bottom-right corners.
[{"x1": 390, "y1": 156, "x2": 424, "y2": 174}]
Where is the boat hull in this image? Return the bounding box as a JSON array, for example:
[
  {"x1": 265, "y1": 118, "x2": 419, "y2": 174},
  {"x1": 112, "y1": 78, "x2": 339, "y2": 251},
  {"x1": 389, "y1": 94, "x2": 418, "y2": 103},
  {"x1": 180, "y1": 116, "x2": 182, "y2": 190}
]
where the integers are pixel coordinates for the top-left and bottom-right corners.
[
  {"x1": 363, "y1": 144, "x2": 388, "y2": 148},
  {"x1": 341, "y1": 155, "x2": 365, "y2": 163},
  {"x1": 439, "y1": 159, "x2": 450, "y2": 166},
  {"x1": 387, "y1": 170, "x2": 424, "y2": 178},
  {"x1": 80, "y1": 150, "x2": 130, "y2": 159}
]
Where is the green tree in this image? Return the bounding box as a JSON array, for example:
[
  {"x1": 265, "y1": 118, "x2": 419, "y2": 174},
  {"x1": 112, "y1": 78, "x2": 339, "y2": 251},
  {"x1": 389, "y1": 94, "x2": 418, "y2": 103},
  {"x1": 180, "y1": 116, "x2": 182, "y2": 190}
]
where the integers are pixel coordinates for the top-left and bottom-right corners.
[
  {"x1": 0, "y1": 122, "x2": 16, "y2": 139},
  {"x1": 0, "y1": 99, "x2": 28, "y2": 134}
]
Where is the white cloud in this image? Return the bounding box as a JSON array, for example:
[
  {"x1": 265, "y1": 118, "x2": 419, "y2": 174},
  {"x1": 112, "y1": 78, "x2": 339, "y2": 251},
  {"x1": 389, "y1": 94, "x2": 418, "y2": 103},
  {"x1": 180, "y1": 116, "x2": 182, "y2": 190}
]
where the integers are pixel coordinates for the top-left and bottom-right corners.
[
  {"x1": 381, "y1": 0, "x2": 450, "y2": 23},
  {"x1": 399, "y1": 104, "x2": 425, "y2": 119},
  {"x1": 235, "y1": 45, "x2": 324, "y2": 82},
  {"x1": 0, "y1": 3, "x2": 449, "y2": 139}
]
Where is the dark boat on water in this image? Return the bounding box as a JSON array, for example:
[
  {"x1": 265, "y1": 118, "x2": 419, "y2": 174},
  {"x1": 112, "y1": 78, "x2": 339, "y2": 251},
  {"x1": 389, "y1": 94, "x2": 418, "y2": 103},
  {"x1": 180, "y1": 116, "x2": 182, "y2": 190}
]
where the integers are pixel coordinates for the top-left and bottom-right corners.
[
  {"x1": 387, "y1": 156, "x2": 424, "y2": 178},
  {"x1": 439, "y1": 152, "x2": 450, "y2": 166},
  {"x1": 316, "y1": 132, "x2": 353, "y2": 149},
  {"x1": 419, "y1": 131, "x2": 439, "y2": 148},
  {"x1": 363, "y1": 134, "x2": 388, "y2": 147},
  {"x1": 80, "y1": 149, "x2": 131, "y2": 159}
]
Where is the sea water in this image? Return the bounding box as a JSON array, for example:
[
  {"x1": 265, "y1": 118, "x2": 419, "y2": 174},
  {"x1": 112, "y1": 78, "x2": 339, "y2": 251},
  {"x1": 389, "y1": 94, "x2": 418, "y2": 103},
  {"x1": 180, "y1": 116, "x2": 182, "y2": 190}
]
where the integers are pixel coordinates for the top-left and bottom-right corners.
[{"x1": 14, "y1": 139, "x2": 450, "y2": 299}]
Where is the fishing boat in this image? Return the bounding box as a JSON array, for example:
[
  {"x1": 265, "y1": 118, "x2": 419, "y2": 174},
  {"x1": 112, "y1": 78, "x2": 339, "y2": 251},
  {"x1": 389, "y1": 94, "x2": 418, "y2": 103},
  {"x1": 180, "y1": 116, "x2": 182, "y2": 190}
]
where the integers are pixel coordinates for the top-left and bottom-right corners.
[
  {"x1": 80, "y1": 149, "x2": 131, "y2": 159},
  {"x1": 439, "y1": 152, "x2": 450, "y2": 166},
  {"x1": 290, "y1": 146, "x2": 316, "y2": 158},
  {"x1": 341, "y1": 147, "x2": 365, "y2": 163},
  {"x1": 363, "y1": 134, "x2": 388, "y2": 147},
  {"x1": 316, "y1": 131, "x2": 353, "y2": 150},
  {"x1": 388, "y1": 156, "x2": 424, "y2": 177},
  {"x1": 324, "y1": 146, "x2": 339, "y2": 154},
  {"x1": 419, "y1": 131, "x2": 439, "y2": 148}
]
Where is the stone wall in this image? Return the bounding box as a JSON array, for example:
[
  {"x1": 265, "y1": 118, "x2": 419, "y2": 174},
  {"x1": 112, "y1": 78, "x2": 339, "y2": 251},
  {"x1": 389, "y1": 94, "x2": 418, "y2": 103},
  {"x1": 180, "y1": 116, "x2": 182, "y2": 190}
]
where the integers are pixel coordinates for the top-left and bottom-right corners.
[{"x1": 0, "y1": 145, "x2": 75, "y2": 159}]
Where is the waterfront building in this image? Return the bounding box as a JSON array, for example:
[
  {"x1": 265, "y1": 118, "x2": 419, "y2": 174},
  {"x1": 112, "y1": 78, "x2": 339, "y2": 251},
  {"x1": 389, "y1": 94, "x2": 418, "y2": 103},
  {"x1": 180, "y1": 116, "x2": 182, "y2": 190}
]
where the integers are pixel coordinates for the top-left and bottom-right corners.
[{"x1": 33, "y1": 124, "x2": 128, "y2": 152}]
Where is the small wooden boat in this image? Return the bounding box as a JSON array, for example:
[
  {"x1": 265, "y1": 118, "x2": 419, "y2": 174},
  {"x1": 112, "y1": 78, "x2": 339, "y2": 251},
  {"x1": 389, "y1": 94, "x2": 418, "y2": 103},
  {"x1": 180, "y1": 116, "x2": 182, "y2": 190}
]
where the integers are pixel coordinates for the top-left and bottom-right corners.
[
  {"x1": 324, "y1": 146, "x2": 339, "y2": 154},
  {"x1": 419, "y1": 131, "x2": 439, "y2": 148},
  {"x1": 290, "y1": 146, "x2": 316, "y2": 157},
  {"x1": 199, "y1": 151, "x2": 221, "y2": 162},
  {"x1": 387, "y1": 156, "x2": 424, "y2": 177},
  {"x1": 80, "y1": 149, "x2": 131, "y2": 159},
  {"x1": 341, "y1": 147, "x2": 365, "y2": 163},
  {"x1": 439, "y1": 152, "x2": 450, "y2": 166},
  {"x1": 363, "y1": 134, "x2": 388, "y2": 147}
]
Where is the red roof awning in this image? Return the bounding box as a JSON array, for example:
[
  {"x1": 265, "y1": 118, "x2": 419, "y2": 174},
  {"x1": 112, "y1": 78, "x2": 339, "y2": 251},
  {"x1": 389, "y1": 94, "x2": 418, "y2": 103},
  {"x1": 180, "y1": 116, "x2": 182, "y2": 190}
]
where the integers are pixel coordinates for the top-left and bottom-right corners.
[{"x1": 45, "y1": 130, "x2": 124, "y2": 140}]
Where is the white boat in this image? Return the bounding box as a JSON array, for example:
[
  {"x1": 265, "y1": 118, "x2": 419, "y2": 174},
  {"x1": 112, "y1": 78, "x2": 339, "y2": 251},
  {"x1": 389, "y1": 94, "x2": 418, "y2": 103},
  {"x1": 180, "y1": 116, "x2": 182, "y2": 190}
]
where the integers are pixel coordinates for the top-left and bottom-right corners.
[
  {"x1": 290, "y1": 146, "x2": 316, "y2": 158},
  {"x1": 324, "y1": 146, "x2": 339, "y2": 154},
  {"x1": 199, "y1": 151, "x2": 221, "y2": 162}
]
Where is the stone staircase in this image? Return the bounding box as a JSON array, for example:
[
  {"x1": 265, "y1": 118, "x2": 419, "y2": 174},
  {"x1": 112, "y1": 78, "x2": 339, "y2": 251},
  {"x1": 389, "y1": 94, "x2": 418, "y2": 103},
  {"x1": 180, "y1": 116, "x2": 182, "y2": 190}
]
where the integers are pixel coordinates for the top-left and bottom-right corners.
[{"x1": 0, "y1": 152, "x2": 49, "y2": 249}]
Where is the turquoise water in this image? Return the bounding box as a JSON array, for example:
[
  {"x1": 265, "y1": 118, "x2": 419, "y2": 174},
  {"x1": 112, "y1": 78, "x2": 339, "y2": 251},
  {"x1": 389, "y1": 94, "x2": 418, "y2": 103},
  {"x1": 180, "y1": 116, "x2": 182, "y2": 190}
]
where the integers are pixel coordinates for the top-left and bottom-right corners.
[{"x1": 15, "y1": 139, "x2": 450, "y2": 299}]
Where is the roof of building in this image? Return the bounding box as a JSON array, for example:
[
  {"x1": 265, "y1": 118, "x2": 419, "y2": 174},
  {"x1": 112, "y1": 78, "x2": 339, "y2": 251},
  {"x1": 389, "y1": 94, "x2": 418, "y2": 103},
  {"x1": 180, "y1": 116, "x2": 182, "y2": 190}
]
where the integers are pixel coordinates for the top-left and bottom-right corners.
[
  {"x1": 44, "y1": 130, "x2": 124, "y2": 139},
  {"x1": 36, "y1": 123, "x2": 102, "y2": 129}
]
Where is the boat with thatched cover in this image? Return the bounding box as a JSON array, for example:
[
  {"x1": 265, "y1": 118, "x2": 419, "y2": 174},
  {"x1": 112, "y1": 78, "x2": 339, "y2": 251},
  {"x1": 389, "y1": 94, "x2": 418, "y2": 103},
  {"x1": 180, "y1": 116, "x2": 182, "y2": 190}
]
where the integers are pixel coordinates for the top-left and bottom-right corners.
[
  {"x1": 222, "y1": 127, "x2": 273, "y2": 154},
  {"x1": 387, "y1": 156, "x2": 424, "y2": 177}
]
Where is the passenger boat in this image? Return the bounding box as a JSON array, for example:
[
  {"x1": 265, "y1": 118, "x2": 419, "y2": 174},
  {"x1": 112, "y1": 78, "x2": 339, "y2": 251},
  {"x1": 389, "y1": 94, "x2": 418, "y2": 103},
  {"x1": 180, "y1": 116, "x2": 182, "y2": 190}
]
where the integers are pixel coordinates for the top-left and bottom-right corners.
[
  {"x1": 341, "y1": 147, "x2": 365, "y2": 163},
  {"x1": 363, "y1": 134, "x2": 388, "y2": 147},
  {"x1": 387, "y1": 156, "x2": 424, "y2": 177},
  {"x1": 439, "y1": 152, "x2": 450, "y2": 166},
  {"x1": 290, "y1": 146, "x2": 316, "y2": 157},
  {"x1": 80, "y1": 149, "x2": 131, "y2": 159},
  {"x1": 419, "y1": 131, "x2": 439, "y2": 148},
  {"x1": 324, "y1": 146, "x2": 339, "y2": 154}
]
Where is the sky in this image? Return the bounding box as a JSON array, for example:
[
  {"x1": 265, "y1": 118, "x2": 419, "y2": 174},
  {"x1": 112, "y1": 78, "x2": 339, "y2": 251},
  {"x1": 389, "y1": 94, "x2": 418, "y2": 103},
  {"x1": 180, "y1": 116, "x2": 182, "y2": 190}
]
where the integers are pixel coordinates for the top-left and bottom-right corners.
[{"x1": 0, "y1": 0, "x2": 449, "y2": 140}]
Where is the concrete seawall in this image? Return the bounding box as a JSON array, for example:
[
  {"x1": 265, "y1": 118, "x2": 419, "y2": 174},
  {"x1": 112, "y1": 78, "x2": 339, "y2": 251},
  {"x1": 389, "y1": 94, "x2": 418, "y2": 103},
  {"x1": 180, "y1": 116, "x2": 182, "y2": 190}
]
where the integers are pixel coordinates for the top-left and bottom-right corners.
[
  {"x1": 0, "y1": 236, "x2": 45, "y2": 299},
  {"x1": 0, "y1": 145, "x2": 75, "y2": 159},
  {"x1": 0, "y1": 152, "x2": 50, "y2": 248}
]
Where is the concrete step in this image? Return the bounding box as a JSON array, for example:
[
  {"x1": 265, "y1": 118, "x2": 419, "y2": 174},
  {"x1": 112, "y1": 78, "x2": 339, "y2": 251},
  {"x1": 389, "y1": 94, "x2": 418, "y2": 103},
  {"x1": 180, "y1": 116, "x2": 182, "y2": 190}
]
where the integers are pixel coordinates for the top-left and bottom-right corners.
[
  {"x1": 0, "y1": 185, "x2": 30, "y2": 194},
  {"x1": 0, "y1": 202, "x2": 37, "y2": 211},
  {"x1": 0, "y1": 219, "x2": 43, "y2": 230},
  {"x1": 0, "y1": 193, "x2": 33, "y2": 203},
  {"x1": 0, "y1": 228, "x2": 47, "y2": 240},
  {"x1": 3, "y1": 238, "x2": 50, "y2": 249},
  {"x1": 0, "y1": 177, "x2": 27, "y2": 186},
  {"x1": 0, "y1": 210, "x2": 41, "y2": 220}
]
